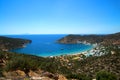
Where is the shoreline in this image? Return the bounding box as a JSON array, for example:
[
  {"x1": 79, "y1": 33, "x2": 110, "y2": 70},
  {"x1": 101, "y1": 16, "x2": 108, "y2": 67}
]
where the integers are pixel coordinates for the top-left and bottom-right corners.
[
  {"x1": 48, "y1": 43, "x2": 97, "y2": 58},
  {"x1": 11, "y1": 43, "x2": 94, "y2": 58}
]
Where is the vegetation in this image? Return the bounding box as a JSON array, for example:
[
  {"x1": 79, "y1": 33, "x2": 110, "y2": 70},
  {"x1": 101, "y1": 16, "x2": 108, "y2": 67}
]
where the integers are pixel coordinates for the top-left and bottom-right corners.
[
  {"x1": 0, "y1": 49, "x2": 120, "y2": 79},
  {"x1": 96, "y1": 71, "x2": 117, "y2": 80},
  {"x1": 0, "y1": 36, "x2": 31, "y2": 51},
  {"x1": 6, "y1": 56, "x2": 39, "y2": 73},
  {"x1": 0, "y1": 51, "x2": 61, "y2": 74},
  {"x1": 66, "y1": 73, "x2": 92, "y2": 80},
  {"x1": 58, "y1": 32, "x2": 120, "y2": 46}
]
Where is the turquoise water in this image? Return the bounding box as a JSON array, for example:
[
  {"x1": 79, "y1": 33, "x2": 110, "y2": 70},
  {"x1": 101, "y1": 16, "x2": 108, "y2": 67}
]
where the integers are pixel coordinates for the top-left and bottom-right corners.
[{"x1": 6, "y1": 35, "x2": 93, "y2": 57}]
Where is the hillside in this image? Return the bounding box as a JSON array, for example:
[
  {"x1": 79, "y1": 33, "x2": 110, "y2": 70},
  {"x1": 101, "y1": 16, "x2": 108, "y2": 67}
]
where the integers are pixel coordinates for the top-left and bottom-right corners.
[
  {"x1": 0, "y1": 33, "x2": 120, "y2": 80},
  {"x1": 57, "y1": 32, "x2": 120, "y2": 46},
  {"x1": 0, "y1": 36, "x2": 31, "y2": 51},
  {"x1": 0, "y1": 49, "x2": 120, "y2": 80}
]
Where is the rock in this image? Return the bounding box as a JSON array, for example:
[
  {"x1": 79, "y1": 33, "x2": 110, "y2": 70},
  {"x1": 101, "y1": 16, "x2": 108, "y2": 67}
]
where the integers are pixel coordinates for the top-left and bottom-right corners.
[
  {"x1": 0, "y1": 59, "x2": 2, "y2": 63},
  {"x1": 2, "y1": 70, "x2": 26, "y2": 79},
  {"x1": 2, "y1": 59, "x2": 6, "y2": 64},
  {"x1": 0, "y1": 63, "x2": 5, "y2": 66},
  {"x1": 3, "y1": 71, "x2": 17, "y2": 78},
  {"x1": 28, "y1": 70, "x2": 40, "y2": 77},
  {"x1": 31, "y1": 76, "x2": 42, "y2": 80},
  {"x1": 0, "y1": 59, "x2": 6, "y2": 67},
  {"x1": 16, "y1": 70, "x2": 26, "y2": 77},
  {"x1": 40, "y1": 77, "x2": 53, "y2": 80},
  {"x1": 31, "y1": 76, "x2": 54, "y2": 80},
  {"x1": 42, "y1": 72, "x2": 54, "y2": 78},
  {"x1": 58, "y1": 75, "x2": 67, "y2": 80},
  {"x1": 111, "y1": 51, "x2": 116, "y2": 55}
]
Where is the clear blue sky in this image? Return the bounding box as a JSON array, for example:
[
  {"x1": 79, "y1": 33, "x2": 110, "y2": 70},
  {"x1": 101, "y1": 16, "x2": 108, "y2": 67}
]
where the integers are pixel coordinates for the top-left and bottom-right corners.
[{"x1": 0, "y1": 0, "x2": 120, "y2": 34}]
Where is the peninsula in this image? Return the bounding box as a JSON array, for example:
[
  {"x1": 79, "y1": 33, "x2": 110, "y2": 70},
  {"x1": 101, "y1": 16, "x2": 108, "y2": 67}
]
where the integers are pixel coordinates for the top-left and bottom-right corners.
[{"x1": 0, "y1": 36, "x2": 32, "y2": 51}]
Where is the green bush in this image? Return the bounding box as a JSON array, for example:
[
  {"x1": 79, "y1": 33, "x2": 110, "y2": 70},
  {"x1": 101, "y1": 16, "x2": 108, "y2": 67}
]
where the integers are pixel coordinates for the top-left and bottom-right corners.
[
  {"x1": 39, "y1": 58, "x2": 60, "y2": 73},
  {"x1": 96, "y1": 71, "x2": 117, "y2": 80},
  {"x1": 5, "y1": 56, "x2": 39, "y2": 73},
  {"x1": 66, "y1": 73, "x2": 91, "y2": 80},
  {"x1": 0, "y1": 69, "x2": 3, "y2": 77},
  {"x1": 0, "y1": 51, "x2": 6, "y2": 59}
]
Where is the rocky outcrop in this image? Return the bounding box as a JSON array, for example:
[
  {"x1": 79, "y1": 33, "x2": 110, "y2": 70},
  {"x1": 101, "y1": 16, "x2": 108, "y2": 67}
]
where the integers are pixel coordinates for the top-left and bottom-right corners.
[
  {"x1": 58, "y1": 74, "x2": 67, "y2": 80},
  {"x1": 2, "y1": 70, "x2": 67, "y2": 80},
  {"x1": 2, "y1": 70, "x2": 26, "y2": 79},
  {"x1": 0, "y1": 36, "x2": 31, "y2": 51}
]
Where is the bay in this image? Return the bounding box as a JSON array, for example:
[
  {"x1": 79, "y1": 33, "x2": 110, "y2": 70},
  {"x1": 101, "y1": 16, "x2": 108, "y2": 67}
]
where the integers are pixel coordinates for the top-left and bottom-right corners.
[{"x1": 5, "y1": 35, "x2": 93, "y2": 57}]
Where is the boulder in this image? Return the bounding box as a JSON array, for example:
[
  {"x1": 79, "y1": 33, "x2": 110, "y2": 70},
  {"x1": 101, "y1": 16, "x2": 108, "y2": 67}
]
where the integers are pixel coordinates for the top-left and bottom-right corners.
[
  {"x1": 28, "y1": 70, "x2": 40, "y2": 77},
  {"x1": 58, "y1": 74, "x2": 67, "y2": 80},
  {"x1": 16, "y1": 70, "x2": 26, "y2": 77}
]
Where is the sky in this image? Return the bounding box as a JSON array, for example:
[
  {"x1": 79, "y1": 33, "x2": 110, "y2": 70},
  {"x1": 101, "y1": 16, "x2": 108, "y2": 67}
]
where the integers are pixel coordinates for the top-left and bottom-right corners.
[{"x1": 0, "y1": 0, "x2": 120, "y2": 34}]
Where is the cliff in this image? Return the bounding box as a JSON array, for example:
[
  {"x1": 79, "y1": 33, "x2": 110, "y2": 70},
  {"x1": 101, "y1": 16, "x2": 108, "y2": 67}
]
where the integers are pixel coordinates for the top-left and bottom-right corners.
[{"x1": 0, "y1": 36, "x2": 32, "y2": 51}]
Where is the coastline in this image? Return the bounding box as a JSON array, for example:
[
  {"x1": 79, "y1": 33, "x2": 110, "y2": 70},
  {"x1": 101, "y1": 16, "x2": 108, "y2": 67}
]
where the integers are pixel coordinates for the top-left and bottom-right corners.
[{"x1": 48, "y1": 43, "x2": 97, "y2": 58}]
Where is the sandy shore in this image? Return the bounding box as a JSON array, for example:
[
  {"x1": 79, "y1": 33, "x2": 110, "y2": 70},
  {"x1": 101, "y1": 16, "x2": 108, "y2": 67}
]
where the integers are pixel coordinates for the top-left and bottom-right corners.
[{"x1": 53, "y1": 44, "x2": 98, "y2": 57}]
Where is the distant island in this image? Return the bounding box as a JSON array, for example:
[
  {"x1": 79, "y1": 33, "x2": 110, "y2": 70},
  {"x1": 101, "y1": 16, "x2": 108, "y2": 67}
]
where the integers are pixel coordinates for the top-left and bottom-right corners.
[{"x1": 0, "y1": 32, "x2": 120, "y2": 80}]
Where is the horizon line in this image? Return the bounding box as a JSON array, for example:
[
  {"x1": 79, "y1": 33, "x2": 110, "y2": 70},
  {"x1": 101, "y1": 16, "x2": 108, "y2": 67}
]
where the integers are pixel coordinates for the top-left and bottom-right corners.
[{"x1": 0, "y1": 32, "x2": 119, "y2": 35}]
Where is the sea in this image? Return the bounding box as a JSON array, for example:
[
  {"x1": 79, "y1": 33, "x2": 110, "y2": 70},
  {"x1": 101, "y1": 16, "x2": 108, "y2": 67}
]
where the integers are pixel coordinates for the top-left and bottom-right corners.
[{"x1": 4, "y1": 35, "x2": 93, "y2": 57}]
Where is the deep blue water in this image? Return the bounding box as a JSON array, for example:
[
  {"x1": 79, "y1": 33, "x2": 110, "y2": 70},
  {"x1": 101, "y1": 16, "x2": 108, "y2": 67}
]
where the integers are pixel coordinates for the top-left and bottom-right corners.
[{"x1": 4, "y1": 35, "x2": 93, "y2": 57}]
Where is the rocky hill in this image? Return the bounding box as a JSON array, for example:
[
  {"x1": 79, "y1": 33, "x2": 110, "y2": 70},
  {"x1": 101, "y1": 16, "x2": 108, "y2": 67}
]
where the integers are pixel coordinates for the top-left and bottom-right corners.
[
  {"x1": 0, "y1": 48, "x2": 120, "y2": 80},
  {"x1": 57, "y1": 32, "x2": 120, "y2": 46},
  {"x1": 56, "y1": 32, "x2": 120, "y2": 80},
  {"x1": 0, "y1": 51, "x2": 67, "y2": 80},
  {"x1": 0, "y1": 36, "x2": 31, "y2": 51}
]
